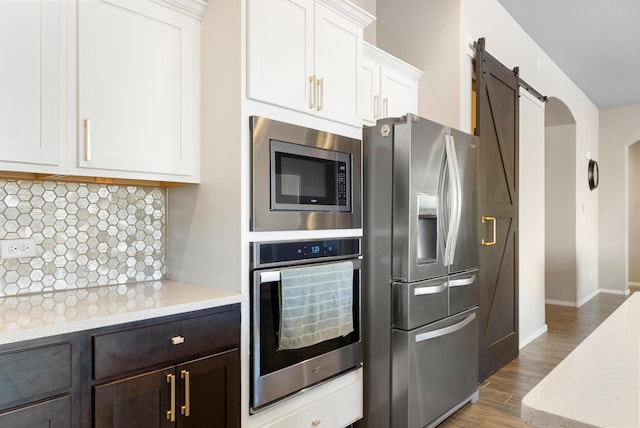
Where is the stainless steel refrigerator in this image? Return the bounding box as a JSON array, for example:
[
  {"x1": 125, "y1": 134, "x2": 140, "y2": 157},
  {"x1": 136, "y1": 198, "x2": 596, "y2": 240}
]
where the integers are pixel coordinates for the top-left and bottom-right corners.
[{"x1": 359, "y1": 114, "x2": 480, "y2": 428}]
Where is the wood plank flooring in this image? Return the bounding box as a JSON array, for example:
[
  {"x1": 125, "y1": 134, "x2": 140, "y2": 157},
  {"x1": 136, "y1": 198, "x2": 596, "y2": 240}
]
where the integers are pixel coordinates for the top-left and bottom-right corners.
[{"x1": 439, "y1": 292, "x2": 629, "y2": 427}]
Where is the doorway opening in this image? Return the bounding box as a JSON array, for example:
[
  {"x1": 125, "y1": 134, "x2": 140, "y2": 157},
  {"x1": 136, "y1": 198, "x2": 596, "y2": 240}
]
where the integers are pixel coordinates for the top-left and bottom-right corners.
[
  {"x1": 544, "y1": 97, "x2": 577, "y2": 305},
  {"x1": 627, "y1": 141, "x2": 640, "y2": 292}
]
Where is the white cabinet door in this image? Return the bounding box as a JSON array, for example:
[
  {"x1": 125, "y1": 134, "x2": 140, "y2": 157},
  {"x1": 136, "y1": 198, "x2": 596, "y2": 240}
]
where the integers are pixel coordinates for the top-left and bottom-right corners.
[
  {"x1": 0, "y1": 1, "x2": 64, "y2": 172},
  {"x1": 361, "y1": 43, "x2": 422, "y2": 124},
  {"x1": 247, "y1": 0, "x2": 314, "y2": 113},
  {"x1": 247, "y1": 0, "x2": 369, "y2": 127},
  {"x1": 380, "y1": 67, "x2": 416, "y2": 119},
  {"x1": 313, "y1": 4, "x2": 362, "y2": 125},
  {"x1": 77, "y1": 0, "x2": 199, "y2": 181},
  {"x1": 360, "y1": 56, "x2": 380, "y2": 125}
]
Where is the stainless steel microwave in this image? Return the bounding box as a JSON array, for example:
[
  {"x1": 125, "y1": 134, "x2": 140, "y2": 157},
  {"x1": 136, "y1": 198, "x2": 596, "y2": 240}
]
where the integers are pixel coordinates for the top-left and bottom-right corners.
[{"x1": 250, "y1": 116, "x2": 362, "y2": 231}]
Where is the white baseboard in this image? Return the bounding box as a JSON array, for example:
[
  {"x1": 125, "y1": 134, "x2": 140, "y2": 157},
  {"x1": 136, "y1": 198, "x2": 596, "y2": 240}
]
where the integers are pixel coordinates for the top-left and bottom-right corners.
[
  {"x1": 600, "y1": 288, "x2": 630, "y2": 296},
  {"x1": 519, "y1": 324, "x2": 548, "y2": 349},
  {"x1": 576, "y1": 288, "x2": 601, "y2": 307},
  {"x1": 546, "y1": 288, "x2": 630, "y2": 308},
  {"x1": 545, "y1": 299, "x2": 576, "y2": 307}
]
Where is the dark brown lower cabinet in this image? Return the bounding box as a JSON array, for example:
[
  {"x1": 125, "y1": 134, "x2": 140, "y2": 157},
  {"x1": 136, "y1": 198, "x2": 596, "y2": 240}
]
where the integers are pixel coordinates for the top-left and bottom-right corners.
[
  {"x1": 94, "y1": 349, "x2": 240, "y2": 428},
  {"x1": 0, "y1": 395, "x2": 71, "y2": 428}
]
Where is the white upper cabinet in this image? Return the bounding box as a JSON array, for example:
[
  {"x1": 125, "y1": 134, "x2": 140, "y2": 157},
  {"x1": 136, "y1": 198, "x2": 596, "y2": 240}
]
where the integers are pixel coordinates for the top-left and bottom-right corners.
[
  {"x1": 0, "y1": 0, "x2": 204, "y2": 183},
  {"x1": 74, "y1": 0, "x2": 202, "y2": 182},
  {"x1": 247, "y1": 0, "x2": 374, "y2": 126},
  {"x1": 360, "y1": 42, "x2": 422, "y2": 125},
  {"x1": 0, "y1": 1, "x2": 66, "y2": 173}
]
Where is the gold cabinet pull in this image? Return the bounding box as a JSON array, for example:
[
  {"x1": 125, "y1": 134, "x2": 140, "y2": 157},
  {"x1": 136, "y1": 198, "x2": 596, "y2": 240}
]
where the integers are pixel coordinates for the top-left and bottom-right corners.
[
  {"x1": 481, "y1": 216, "x2": 496, "y2": 246},
  {"x1": 181, "y1": 369, "x2": 190, "y2": 417},
  {"x1": 373, "y1": 95, "x2": 379, "y2": 119},
  {"x1": 316, "y1": 78, "x2": 324, "y2": 111},
  {"x1": 166, "y1": 374, "x2": 176, "y2": 421},
  {"x1": 311, "y1": 419, "x2": 321, "y2": 426},
  {"x1": 171, "y1": 336, "x2": 185, "y2": 345},
  {"x1": 83, "y1": 118, "x2": 92, "y2": 161},
  {"x1": 309, "y1": 75, "x2": 316, "y2": 109}
]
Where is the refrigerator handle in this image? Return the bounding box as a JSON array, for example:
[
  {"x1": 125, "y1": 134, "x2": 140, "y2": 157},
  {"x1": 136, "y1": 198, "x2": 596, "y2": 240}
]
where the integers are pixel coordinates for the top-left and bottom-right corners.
[
  {"x1": 443, "y1": 135, "x2": 460, "y2": 266},
  {"x1": 447, "y1": 135, "x2": 463, "y2": 266}
]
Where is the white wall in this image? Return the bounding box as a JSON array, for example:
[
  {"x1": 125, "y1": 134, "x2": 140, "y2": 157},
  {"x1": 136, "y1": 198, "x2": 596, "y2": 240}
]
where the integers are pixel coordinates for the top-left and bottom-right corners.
[
  {"x1": 519, "y1": 89, "x2": 547, "y2": 347},
  {"x1": 629, "y1": 143, "x2": 640, "y2": 283},
  {"x1": 351, "y1": 0, "x2": 376, "y2": 43},
  {"x1": 167, "y1": 1, "x2": 244, "y2": 293},
  {"x1": 376, "y1": 0, "x2": 461, "y2": 128},
  {"x1": 599, "y1": 103, "x2": 640, "y2": 293},
  {"x1": 460, "y1": 0, "x2": 600, "y2": 305},
  {"x1": 545, "y1": 124, "x2": 577, "y2": 303}
]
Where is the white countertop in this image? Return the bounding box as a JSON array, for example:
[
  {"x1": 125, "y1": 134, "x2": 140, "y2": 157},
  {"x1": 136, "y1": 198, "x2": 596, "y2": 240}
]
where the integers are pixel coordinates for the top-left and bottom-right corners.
[
  {"x1": 521, "y1": 292, "x2": 640, "y2": 427},
  {"x1": 0, "y1": 280, "x2": 243, "y2": 345}
]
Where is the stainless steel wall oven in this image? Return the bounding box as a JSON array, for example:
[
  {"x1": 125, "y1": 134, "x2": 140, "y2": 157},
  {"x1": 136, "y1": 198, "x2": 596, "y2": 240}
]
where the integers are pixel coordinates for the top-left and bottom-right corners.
[
  {"x1": 250, "y1": 116, "x2": 362, "y2": 231},
  {"x1": 250, "y1": 238, "x2": 363, "y2": 412}
]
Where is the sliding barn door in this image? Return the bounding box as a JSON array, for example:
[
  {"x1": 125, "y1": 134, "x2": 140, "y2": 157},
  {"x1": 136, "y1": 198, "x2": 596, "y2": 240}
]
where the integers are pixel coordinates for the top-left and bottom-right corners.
[{"x1": 475, "y1": 38, "x2": 519, "y2": 381}]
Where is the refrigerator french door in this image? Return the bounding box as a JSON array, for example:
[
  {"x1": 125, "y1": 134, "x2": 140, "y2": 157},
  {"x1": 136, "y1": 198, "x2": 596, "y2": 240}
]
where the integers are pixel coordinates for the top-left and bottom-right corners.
[{"x1": 360, "y1": 114, "x2": 480, "y2": 428}]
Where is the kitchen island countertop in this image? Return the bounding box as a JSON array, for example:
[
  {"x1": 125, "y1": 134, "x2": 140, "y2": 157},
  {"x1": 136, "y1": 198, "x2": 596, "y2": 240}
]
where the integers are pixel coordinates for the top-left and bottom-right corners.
[
  {"x1": 0, "y1": 280, "x2": 242, "y2": 345},
  {"x1": 521, "y1": 292, "x2": 640, "y2": 427}
]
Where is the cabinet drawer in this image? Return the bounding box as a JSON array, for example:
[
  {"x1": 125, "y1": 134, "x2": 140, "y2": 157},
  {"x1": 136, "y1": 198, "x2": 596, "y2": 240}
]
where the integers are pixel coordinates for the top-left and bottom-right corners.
[
  {"x1": 93, "y1": 306, "x2": 240, "y2": 380},
  {"x1": 391, "y1": 310, "x2": 478, "y2": 428},
  {"x1": 0, "y1": 395, "x2": 71, "y2": 427},
  {"x1": 392, "y1": 278, "x2": 448, "y2": 330},
  {"x1": 0, "y1": 342, "x2": 71, "y2": 408},
  {"x1": 448, "y1": 271, "x2": 478, "y2": 315},
  {"x1": 260, "y1": 375, "x2": 362, "y2": 428}
]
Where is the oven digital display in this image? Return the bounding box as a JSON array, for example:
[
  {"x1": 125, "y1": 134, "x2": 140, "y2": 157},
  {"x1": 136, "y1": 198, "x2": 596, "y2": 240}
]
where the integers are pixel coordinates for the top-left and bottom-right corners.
[{"x1": 257, "y1": 238, "x2": 360, "y2": 265}]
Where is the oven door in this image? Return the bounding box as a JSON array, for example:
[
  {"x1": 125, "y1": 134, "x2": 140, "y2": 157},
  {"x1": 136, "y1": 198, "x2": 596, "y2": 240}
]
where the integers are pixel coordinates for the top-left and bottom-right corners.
[{"x1": 250, "y1": 259, "x2": 362, "y2": 412}]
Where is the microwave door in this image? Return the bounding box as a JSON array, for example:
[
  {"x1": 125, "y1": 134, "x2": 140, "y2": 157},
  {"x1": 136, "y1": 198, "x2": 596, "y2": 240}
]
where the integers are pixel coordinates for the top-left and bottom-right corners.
[{"x1": 270, "y1": 139, "x2": 351, "y2": 212}]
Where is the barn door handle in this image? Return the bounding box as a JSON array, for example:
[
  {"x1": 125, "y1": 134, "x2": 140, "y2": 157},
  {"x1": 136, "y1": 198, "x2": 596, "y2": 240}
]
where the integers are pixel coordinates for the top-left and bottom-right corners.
[{"x1": 481, "y1": 216, "x2": 496, "y2": 246}]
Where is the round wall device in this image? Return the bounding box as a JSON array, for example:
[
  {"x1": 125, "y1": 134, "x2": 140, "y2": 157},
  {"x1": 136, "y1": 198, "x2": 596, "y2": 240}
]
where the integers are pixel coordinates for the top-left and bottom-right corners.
[{"x1": 588, "y1": 159, "x2": 599, "y2": 191}]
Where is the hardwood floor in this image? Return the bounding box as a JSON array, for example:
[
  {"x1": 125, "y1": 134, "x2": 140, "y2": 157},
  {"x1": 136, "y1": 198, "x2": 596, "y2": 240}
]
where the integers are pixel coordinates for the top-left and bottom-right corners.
[{"x1": 439, "y1": 292, "x2": 629, "y2": 427}]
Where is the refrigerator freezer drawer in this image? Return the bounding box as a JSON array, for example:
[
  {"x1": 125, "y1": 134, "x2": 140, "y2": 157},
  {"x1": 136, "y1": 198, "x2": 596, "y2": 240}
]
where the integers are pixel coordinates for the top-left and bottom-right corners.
[
  {"x1": 448, "y1": 270, "x2": 479, "y2": 315},
  {"x1": 391, "y1": 309, "x2": 479, "y2": 428},
  {"x1": 392, "y1": 278, "x2": 448, "y2": 331}
]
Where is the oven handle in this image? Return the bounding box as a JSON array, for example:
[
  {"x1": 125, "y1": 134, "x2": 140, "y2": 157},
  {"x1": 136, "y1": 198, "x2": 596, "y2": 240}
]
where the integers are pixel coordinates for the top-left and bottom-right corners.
[
  {"x1": 257, "y1": 258, "x2": 362, "y2": 283},
  {"x1": 259, "y1": 271, "x2": 281, "y2": 283},
  {"x1": 415, "y1": 312, "x2": 476, "y2": 343}
]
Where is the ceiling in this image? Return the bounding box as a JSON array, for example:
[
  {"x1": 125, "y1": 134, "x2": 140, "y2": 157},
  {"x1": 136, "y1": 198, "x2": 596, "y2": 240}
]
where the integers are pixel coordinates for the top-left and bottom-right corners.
[{"x1": 496, "y1": 0, "x2": 640, "y2": 110}]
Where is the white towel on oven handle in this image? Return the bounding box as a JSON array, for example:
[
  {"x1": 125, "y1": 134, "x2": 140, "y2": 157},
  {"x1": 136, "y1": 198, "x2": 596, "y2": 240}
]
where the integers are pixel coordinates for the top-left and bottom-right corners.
[{"x1": 278, "y1": 261, "x2": 354, "y2": 350}]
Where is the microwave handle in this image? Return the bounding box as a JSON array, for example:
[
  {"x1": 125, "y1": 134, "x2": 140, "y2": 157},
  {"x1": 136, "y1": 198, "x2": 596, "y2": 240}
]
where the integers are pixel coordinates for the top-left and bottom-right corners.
[{"x1": 260, "y1": 271, "x2": 281, "y2": 283}]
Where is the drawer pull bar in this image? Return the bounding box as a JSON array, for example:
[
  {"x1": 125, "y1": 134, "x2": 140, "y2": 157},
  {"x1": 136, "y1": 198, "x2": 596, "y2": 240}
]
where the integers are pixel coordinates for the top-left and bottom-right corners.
[
  {"x1": 414, "y1": 282, "x2": 447, "y2": 296},
  {"x1": 181, "y1": 369, "x2": 191, "y2": 416},
  {"x1": 167, "y1": 374, "x2": 176, "y2": 421},
  {"x1": 415, "y1": 313, "x2": 476, "y2": 343},
  {"x1": 311, "y1": 419, "x2": 321, "y2": 426},
  {"x1": 449, "y1": 275, "x2": 476, "y2": 288},
  {"x1": 171, "y1": 336, "x2": 185, "y2": 345}
]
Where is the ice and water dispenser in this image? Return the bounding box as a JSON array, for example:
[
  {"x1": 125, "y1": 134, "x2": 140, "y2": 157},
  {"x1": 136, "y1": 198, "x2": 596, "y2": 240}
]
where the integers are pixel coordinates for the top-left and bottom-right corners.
[{"x1": 416, "y1": 193, "x2": 438, "y2": 264}]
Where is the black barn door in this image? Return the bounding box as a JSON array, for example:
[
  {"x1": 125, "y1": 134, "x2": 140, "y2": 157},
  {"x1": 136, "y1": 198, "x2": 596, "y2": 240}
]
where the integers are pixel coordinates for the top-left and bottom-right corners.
[{"x1": 475, "y1": 38, "x2": 519, "y2": 381}]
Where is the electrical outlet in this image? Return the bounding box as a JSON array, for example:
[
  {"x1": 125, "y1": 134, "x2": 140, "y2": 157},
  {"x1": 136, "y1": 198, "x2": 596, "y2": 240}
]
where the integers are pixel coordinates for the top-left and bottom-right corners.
[{"x1": 0, "y1": 238, "x2": 37, "y2": 259}]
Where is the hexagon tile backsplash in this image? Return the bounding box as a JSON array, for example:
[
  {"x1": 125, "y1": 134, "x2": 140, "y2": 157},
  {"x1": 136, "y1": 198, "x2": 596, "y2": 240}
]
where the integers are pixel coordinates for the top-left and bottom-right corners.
[{"x1": 0, "y1": 179, "x2": 166, "y2": 297}]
